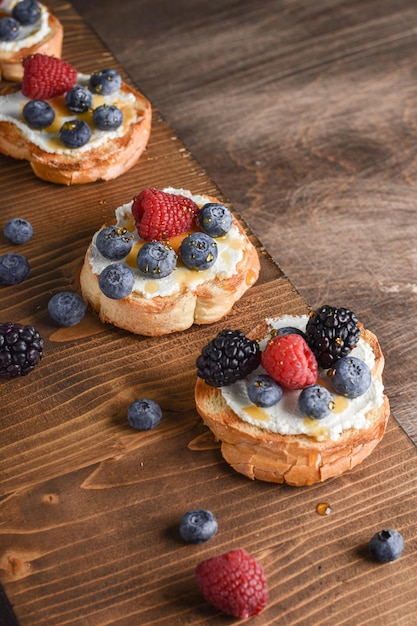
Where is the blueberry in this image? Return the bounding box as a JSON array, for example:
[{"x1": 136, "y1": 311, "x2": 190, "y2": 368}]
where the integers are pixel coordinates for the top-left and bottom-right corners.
[
  {"x1": 247, "y1": 373, "x2": 283, "y2": 407},
  {"x1": 12, "y1": 0, "x2": 41, "y2": 26},
  {"x1": 369, "y1": 529, "x2": 404, "y2": 563},
  {"x1": 96, "y1": 226, "x2": 133, "y2": 261},
  {"x1": 48, "y1": 292, "x2": 87, "y2": 327},
  {"x1": 179, "y1": 509, "x2": 218, "y2": 544},
  {"x1": 93, "y1": 105, "x2": 123, "y2": 131},
  {"x1": 98, "y1": 263, "x2": 135, "y2": 299},
  {"x1": 0, "y1": 17, "x2": 19, "y2": 41},
  {"x1": 127, "y1": 398, "x2": 162, "y2": 430},
  {"x1": 4, "y1": 217, "x2": 33, "y2": 244},
  {"x1": 277, "y1": 326, "x2": 307, "y2": 340},
  {"x1": 22, "y1": 99, "x2": 55, "y2": 129},
  {"x1": 65, "y1": 85, "x2": 93, "y2": 113},
  {"x1": 59, "y1": 120, "x2": 92, "y2": 149},
  {"x1": 179, "y1": 232, "x2": 218, "y2": 271},
  {"x1": 0, "y1": 253, "x2": 30, "y2": 285},
  {"x1": 89, "y1": 69, "x2": 122, "y2": 95},
  {"x1": 331, "y1": 356, "x2": 371, "y2": 398},
  {"x1": 197, "y1": 203, "x2": 233, "y2": 237},
  {"x1": 298, "y1": 384, "x2": 335, "y2": 419},
  {"x1": 136, "y1": 241, "x2": 177, "y2": 279}
]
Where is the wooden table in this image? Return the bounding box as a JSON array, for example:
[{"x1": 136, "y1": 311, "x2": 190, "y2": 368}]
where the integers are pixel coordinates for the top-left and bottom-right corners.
[{"x1": 1, "y1": 1, "x2": 416, "y2": 624}]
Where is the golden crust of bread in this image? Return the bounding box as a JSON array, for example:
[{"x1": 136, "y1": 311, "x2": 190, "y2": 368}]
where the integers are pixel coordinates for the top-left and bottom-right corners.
[
  {"x1": 80, "y1": 210, "x2": 260, "y2": 336},
  {"x1": 0, "y1": 12, "x2": 63, "y2": 82},
  {"x1": 195, "y1": 326, "x2": 390, "y2": 486},
  {"x1": 0, "y1": 81, "x2": 152, "y2": 184}
]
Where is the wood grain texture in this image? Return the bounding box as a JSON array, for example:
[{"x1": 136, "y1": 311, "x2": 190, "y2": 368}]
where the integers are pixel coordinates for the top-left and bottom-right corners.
[{"x1": 0, "y1": 1, "x2": 416, "y2": 625}]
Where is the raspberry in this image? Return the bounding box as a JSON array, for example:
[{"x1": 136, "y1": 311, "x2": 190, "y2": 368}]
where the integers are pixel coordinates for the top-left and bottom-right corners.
[
  {"x1": 131, "y1": 188, "x2": 199, "y2": 241},
  {"x1": 21, "y1": 54, "x2": 77, "y2": 100},
  {"x1": 195, "y1": 549, "x2": 268, "y2": 618},
  {"x1": 261, "y1": 333, "x2": 318, "y2": 389}
]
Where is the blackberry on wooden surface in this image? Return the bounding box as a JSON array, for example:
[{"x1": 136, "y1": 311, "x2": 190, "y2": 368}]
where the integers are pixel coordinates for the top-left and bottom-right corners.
[{"x1": 0, "y1": 322, "x2": 44, "y2": 378}]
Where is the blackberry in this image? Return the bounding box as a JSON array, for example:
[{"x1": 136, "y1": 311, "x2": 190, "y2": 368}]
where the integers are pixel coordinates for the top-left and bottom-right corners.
[
  {"x1": 305, "y1": 304, "x2": 360, "y2": 369},
  {"x1": 197, "y1": 329, "x2": 261, "y2": 387},
  {"x1": 0, "y1": 322, "x2": 44, "y2": 378}
]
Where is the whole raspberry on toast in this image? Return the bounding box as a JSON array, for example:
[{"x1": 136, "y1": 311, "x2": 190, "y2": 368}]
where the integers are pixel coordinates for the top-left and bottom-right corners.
[
  {"x1": 195, "y1": 306, "x2": 390, "y2": 486},
  {"x1": 0, "y1": 54, "x2": 152, "y2": 184},
  {"x1": 0, "y1": 1, "x2": 63, "y2": 82},
  {"x1": 79, "y1": 187, "x2": 260, "y2": 336}
]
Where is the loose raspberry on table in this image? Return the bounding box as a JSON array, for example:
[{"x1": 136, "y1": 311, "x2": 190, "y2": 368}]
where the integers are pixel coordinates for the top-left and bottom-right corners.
[
  {"x1": 21, "y1": 54, "x2": 77, "y2": 100},
  {"x1": 131, "y1": 188, "x2": 199, "y2": 241},
  {"x1": 261, "y1": 332, "x2": 318, "y2": 389},
  {"x1": 195, "y1": 548, "x2": 268, "y2": 619}
]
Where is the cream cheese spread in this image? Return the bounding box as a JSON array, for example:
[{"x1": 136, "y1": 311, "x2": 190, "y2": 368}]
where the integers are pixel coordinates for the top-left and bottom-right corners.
[
  {"x1": 221, "y1": 315, "x2": 385, "y2": 441},
  {"x1": 0, "y1": 73, "x2": 141, "y2": 154},
  {"x1": 0, "y1": 1, "x2": 50, "y2": 52},
  {"x1": 87, "y1": 188, "x2": 246, "y2": 299}
]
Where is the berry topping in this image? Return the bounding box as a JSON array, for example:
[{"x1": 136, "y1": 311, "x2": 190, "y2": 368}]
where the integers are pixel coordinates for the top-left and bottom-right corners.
[
  {"x1": 261, "y1": 333, "x2": 318, "y2": 390},
  {"x1": 298, "y1": 384, "x2": 335, "y2": 419},
  {"x1": 4, "y1": 217, "x2": 33, "y2": 245},
  {"x1": 179, "y1": 232, "x2": 218, "y2": 271},
  {"x1": 179, "y1": 509, "x2": 218, "y2": 544},
  {"x1": 12, "y1": 0, "x2": 40, "y2": 26},
  {"x1": 369, "y1": 529, "x2": 404, "y2": 563},
  {"x1": 0, "y1": 322, "x2": 44, "y2": 378},
  {"x1": 0, "y1": 253, "x2": 30, "y2": 285},
  {"x1": 59, "y1": 120, "x2": 91, "y2": 149},
  {"x1": 22, "y1": 99, "x2": 55, "y2": 129},
  {"x1": 132, "y1": 188, "x2": 199, "y2": 241},
  {"x1": 136, "y1": 241, "x2": 177, "y2": 279},
  {"x1": 65, "y1": 85, "x2": 93, "y2": 113},
  {"x1": 96, "y1": 226, "x2": 133, "y2": 261},
  {"x1": 305, "y1": 304, "x2": 360, "y2": 369},
  {"x1": 22, "y1": 54, "x2": 77, "y2": 100},
  {"x1": 98, "y1": 263, "x2": 135, "y2": 299},
  {"x1": 93, "y1": 105, "x2": 123, "y2": 130},
  {"x1": 89, "y1": 69, "x2": 122, "y2": 95},
  {"x1": 197, "y1": 203, "x2": 233, "y2": 237},
  {"x1": 195, "y1": 548, "x2": 268, "y2": 619},
  {"x1": 329, "y1": 356, "x2": 372, "y2": 398},
  {"x1": 0, "y1": 17, "x2": 19, "y2": 41},
  {"x1": 48, "y1": 292, "x2": 87, "y2": 327},
  {"x1": 247, "y1": 373, "x2": 283, "y2": 407},
  {"x1": 197, "y1": 329, "x2": 261, "y2": 387},
  {"x1": 127, "y1": 398, "x2": 162, "y2": 430}
]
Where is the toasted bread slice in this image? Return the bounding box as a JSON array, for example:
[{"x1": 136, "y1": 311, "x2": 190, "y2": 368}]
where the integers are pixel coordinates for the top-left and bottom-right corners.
[
  {"x1": 0, "y1": 74, "x2": 151, "y2": 184},
  {"x1": 80, "y1": 189, "x2": 260, "y2": 336},
  {"x1": 195, "y1": 319, "x2": 390, "y2": 486},
  {"x1": 0, "y1": 3, "x2": 63, "y2": 82}
]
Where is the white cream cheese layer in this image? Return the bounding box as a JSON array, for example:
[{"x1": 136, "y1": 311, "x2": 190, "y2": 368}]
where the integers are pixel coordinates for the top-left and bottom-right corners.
[
  {"x1": 88, "y1": 188, "x2": 246, "y2": 299},
  {"x1": 0, "y1": 74, "x2": 140, "y2": 154},
  {"x1": 221, "y1": 315, "x2": 385, "y2": 441},
  {"x1": 0, "y1": 1, "x2": 50, "y2": 52}
]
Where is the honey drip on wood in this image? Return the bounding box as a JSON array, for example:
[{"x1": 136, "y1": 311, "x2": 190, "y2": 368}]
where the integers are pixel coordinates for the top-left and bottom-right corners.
[{"x1": 316, "y1": 502, "x2": 332, "y2": 516}]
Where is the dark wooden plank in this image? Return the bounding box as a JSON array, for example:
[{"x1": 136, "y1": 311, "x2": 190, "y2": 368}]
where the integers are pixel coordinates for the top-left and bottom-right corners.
[{"x1": 0, "y1": 1, "x2": 416, "y2": 625}]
